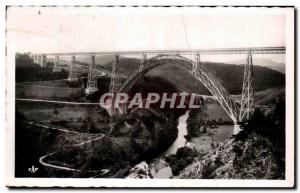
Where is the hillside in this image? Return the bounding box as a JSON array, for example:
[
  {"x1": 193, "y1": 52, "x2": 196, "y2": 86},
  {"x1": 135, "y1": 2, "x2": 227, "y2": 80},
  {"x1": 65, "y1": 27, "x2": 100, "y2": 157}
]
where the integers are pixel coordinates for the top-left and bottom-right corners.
[
  {"x1": 202, "y1": 62, "x2": 285, "y2": 94},
  {"x1": 231, "y1": 58, "x2": 285, "y2": 74},
  {"x1": 177, "y1": 95, "x2": 285, "y2": 179},
  {"x1": 101, "y1": 57, "x2": 140, "y2": 76},
  {"x1": 177, "y1": 133, "x2": 284, "y2": 179},
  {"x1": 72, "y1": 55, "x2": 140, "y2": 76},
  {"x1": 75, "y1": 55, "x2": 117, "y2": 66}
]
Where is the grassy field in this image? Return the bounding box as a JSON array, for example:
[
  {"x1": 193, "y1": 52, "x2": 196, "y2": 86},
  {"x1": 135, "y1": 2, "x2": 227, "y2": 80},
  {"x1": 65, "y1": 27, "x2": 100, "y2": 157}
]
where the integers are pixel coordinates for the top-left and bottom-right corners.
[
  {"x1": 188, "y1": 102, "x2": 233, "y2": 154},
  {"x1": 16, "y1": 100, "x2": 110, "y2": 133},
  {"x1": 188, "y1": 124, "x2": 233, "y2": 155},
  {"x1": 16, "y1": 79, "x2": 85, "y2": 101},
  {"x1": 205, "y1": 102, "x2": 232, "y2": 122}
]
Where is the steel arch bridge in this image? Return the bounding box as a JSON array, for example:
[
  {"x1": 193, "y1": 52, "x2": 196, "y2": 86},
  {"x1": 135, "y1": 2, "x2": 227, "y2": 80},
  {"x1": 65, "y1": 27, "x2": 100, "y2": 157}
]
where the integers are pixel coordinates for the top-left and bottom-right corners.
[
  {"x1": 115, "y1": 54, "x2": 239, "y2": 123},
  {"x1": 31, "y1": 46, "x2": 286, "y2": 134},
  {"x1": 106, "y1": 47, "x2": 285, "y2": 130}
]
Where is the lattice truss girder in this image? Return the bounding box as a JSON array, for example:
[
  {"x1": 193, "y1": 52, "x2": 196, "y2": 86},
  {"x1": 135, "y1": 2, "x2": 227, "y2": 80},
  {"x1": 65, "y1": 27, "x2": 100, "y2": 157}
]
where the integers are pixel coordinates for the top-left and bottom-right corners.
[{"x1": 87, "y1": 55, "x2": 98, "y2": 89}]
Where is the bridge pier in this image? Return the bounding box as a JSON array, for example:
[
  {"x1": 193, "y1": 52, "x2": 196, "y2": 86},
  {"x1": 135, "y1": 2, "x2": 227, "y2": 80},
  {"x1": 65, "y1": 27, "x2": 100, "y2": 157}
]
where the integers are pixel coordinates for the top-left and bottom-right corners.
[
  {"x1": 138, "y1": 53, "x2": 147, "y2": 72},
  {"x1": 192, "y1": 52, "x2": 200, "y2": 75},
  {"x1": 37, "y1": 55, "x2": 42, "y2": 66},
  {"x1": 85, "y1": 87, "x2": 99, "y2": 95},
  {"x1": 32, "y1": 55, "x2": 37, "y2": 64},
  {"x1": 85, "y1": 54, "x2": 98, "y2": 95},
  {"x1": 53, "y1": 55, "x2": 61, "y2": 72},
  {"x1": 109, "y1": 55, "x2": 122, "y2": 117},
  {"x1": 68, "y1": 55, "x2": 79, "y2": 82},
  {"x1": 109, "y1": 55, "x2": 120, "y2": 95},
  {"x1": 35, "y1": 55, "x2": 38, "y2": 64},
  {"x1": 40, "y1": 54, "x2": 47, "y2": 68},
  {"x1": 233, "y1": 123, "x2": 242, "y2": 136},
  {"x1": 239, "y1": 51, "x2": 254, "y2": 122}
]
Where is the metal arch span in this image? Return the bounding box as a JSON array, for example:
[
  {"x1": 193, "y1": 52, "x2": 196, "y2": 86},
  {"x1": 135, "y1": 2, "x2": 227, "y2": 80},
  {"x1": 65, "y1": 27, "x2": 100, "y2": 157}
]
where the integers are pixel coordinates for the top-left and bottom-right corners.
[{"x1": 115, "y1": 54, "x2": 239, "y2": 123}]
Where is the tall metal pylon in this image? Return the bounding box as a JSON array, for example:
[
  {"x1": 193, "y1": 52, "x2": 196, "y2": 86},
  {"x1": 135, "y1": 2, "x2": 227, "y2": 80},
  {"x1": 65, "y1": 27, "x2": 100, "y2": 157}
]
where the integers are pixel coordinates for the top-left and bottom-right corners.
[
  {"x1": 192, "y1": 52, "x2": 201, "y2": 105},
  {"x1": 109, "y1": 55, "x2": 121, "y2": 95},
  {"x1": 192, "y1": 52, "x2": 200, "y2": 75},
  {"x1": 33, "y1": 55, "x2": 37, "y2": 64},
  {"x1": 38, "y1": 55, "x2": 42, "y2": 67},
  {"x1": 41, "y1": 55, "x2": 47, "y2": 68},
  {"x1": 85, "y1": 54, "x2": 98, "y2": 94},
  {"x1": 53, "y1": 55, "x2": 61, "y2": 72},
  {"x1": 239, "y1": 50, "x2": 254, "y2": 122},
  {"x1": 68, "y1": 55, "x2": 78, "y2": 81}
]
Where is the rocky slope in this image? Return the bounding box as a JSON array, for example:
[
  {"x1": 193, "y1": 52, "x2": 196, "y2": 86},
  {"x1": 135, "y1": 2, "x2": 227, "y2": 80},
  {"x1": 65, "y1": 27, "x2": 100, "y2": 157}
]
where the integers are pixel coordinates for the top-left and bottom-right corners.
[
  {"x1": 126, "y1": 161, "x2": 153, "y2": 179},
  {"x1": 177, "y1": 90, "x2": 286, "y2": 180},
  {"x1": 177, "y1": 133, "x2": 284, "y2": 179}
]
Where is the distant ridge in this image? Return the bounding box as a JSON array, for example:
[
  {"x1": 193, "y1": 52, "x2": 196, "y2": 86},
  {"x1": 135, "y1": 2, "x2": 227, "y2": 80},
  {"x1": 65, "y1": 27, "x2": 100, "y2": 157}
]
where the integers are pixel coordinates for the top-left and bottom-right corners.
[{"x1": 230, "y1": 58, "x2": 285, "y2": 74}]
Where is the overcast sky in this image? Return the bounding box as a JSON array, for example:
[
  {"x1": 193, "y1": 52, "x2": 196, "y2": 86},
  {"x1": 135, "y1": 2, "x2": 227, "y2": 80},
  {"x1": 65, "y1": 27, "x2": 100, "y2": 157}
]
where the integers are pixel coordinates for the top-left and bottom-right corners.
[{"x1": 7, "y1": 7, "x2": 288, "y2": 63}]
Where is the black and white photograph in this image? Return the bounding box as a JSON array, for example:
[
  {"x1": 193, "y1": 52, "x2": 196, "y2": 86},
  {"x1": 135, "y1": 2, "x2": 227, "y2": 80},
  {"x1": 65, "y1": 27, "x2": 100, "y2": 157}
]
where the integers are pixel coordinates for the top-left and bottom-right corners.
[{"x1": 5, "y1": 6, "x2": 295, "y2": 188}]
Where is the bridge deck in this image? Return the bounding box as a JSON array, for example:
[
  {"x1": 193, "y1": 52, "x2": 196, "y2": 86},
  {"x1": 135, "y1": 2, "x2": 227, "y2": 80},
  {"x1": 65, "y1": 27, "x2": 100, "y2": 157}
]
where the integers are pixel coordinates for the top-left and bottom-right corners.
[{"x1": 32, "y1": 46, "x2": 285, "y2": 56}]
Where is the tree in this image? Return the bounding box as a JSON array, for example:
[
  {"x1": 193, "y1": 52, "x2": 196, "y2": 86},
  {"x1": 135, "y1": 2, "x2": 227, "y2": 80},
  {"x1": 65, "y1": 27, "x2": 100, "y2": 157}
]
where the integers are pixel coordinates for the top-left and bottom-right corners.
[
  {"x1": 202, "y1": 124, "x2": 207, "y2": 133},
  {"x1": 218, "y1": 118, "x2": 224, "y2": 125}
]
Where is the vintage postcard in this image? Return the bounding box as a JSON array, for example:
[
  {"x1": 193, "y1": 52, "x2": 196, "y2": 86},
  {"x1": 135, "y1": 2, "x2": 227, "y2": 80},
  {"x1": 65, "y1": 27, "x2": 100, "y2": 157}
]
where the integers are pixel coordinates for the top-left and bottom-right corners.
[{"x1": 6, "y1": 6, "x2": 295, "y2": 188}]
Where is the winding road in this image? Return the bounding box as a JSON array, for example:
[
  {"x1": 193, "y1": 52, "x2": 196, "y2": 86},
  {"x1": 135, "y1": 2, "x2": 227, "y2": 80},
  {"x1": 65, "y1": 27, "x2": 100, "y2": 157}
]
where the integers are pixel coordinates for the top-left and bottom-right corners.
[
  {"x1": 28, "y1": 121, "x2": 110, "y2": 177},
  {"x1": 16, "y1": 98, "x2": 101, "y2": 105}
]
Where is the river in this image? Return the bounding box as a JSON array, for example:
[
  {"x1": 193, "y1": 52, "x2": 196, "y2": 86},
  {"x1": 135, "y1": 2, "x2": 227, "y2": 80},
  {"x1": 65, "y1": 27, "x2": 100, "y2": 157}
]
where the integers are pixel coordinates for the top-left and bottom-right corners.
[
  {"x1": 164, "y1": 110, "x2": 189, "y2": 155},
  {"x1": 129, "y1": 102, "x2": 234, "y2": 179},
  {"x1": 149, "y1": 110, "x2": 190, "y2": 178},
  {"x1": 149, "y1": 106, "x2": 233, "y2": 179}
]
